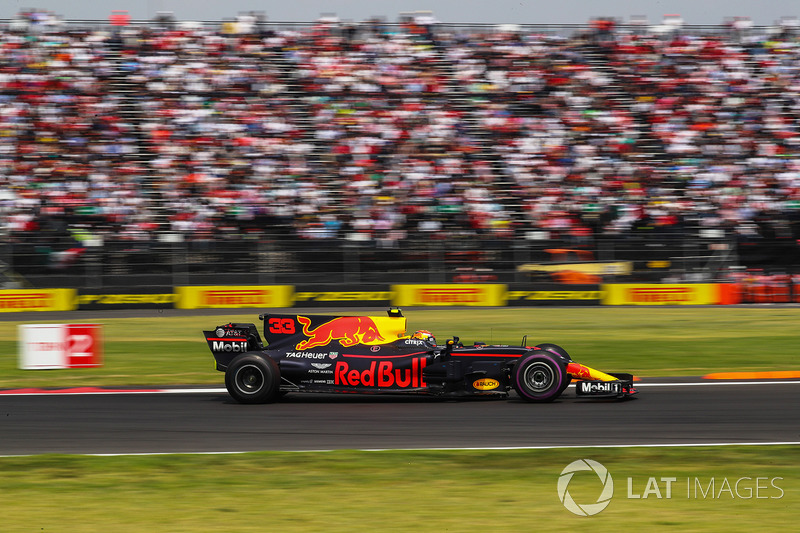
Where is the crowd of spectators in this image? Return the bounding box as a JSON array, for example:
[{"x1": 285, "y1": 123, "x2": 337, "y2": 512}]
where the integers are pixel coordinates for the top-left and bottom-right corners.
[{"x1": 1, "y1": 9, "x2": 800, "y2": 260}]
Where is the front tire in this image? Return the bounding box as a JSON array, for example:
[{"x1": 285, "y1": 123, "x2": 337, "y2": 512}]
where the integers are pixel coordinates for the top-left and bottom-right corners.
[
  {"x1": 535, "y1": 343, "x2": 571, "y2": 361},
  {"x1": 535, "y1": 343, "x2": 573, "y2": 396},
  {"x1": 512, "y1": 353, "x2": 567, "y2": 402},
  {"x1": 225, "y1": 353, "x2": 281, "y2": 404}
]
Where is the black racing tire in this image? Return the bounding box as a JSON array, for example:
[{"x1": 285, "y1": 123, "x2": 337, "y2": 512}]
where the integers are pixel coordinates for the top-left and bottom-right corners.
[
  {"x1": 535, "y1": 343, "x2": 572, "y2": 362},
  {"x1": 512, "y1": 352, "x2": 568, "y2": 403},
  {"x1": 534, "y1": 343, "x2": 573, "y2": 395},
  {"x1": 225, "y1": 353, "x2": 281, "y2": 404}
]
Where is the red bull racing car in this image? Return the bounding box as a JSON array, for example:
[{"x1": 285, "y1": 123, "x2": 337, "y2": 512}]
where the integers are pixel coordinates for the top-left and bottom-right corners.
[{"x1": 203, "y1": 309, "x2": 637, "y2": 404}]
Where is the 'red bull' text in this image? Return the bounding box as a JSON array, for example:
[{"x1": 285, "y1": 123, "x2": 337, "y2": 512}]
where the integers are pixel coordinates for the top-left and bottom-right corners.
[{"x1": 334, "y1": 358, "x2": 428, "y2": 388}]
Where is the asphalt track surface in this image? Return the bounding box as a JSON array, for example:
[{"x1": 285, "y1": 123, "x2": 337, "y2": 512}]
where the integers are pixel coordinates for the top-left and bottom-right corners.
[
  {"x1": 2, "y1": 308, "x2": 798, "y2": 455},
  {"x1": 1, "y1": 380, "x2": 798, "y2": 455}
]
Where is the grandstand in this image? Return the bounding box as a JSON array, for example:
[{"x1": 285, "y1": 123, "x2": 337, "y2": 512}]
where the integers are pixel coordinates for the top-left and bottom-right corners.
[{"x1": 1, "y1": 10, "x2": 799, "y2": 289}]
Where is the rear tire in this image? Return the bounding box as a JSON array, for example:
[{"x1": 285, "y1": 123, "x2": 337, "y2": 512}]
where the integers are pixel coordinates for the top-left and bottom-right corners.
[
  {"x1": 512, "y1": 353, "x2": 568, "y2": 402},
  {"x1": 225, "y1": 353, "x2": 281, "y2": 404}
]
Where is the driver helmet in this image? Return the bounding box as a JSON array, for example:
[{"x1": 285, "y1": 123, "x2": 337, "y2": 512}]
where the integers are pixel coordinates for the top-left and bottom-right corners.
[{"x1": 412, "y1": 330, "x2": 435, "y2": 345}]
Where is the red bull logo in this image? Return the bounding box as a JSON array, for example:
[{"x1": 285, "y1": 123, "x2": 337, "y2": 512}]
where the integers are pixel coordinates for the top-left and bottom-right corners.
[
  {"x1": 334, "y1": 358, "x2": 428, "y2": 388},
  {"x1": 566, "y1": 362, "x2": 617, "y2": 382},
  {"x1": 296, "y1": 316, "x2": 386, "y2": 350}
]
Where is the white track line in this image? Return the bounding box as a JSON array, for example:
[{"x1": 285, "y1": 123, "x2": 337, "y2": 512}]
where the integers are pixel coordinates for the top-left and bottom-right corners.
[
  {"x1": 2, "y1": 441, "x2": 799, "y2": 458},
  {"x1": 630, "y1": 380, "x2": 800, "y2": 387},
  {"x1": 359, "y1": 442, "x2": 800, "y2": 452}
]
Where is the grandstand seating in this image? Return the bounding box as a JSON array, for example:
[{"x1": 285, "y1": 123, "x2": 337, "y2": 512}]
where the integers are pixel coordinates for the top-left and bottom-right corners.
[{"x1": 1, "y1": 12, "x2": 799, "y2": 285}]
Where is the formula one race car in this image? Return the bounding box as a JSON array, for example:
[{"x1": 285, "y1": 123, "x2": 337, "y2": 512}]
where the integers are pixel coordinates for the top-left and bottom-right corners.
[{"x1": 203, "y1": 309, "x2": 637, "y2": 404}]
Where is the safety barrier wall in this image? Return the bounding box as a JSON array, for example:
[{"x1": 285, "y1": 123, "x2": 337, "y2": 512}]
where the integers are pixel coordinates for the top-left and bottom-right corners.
[
  {"x1": 0, "y1": 289, "x2": 77, "y2": 312},
  {"x1": 76, "y1": 289, "x2": 178, "y2": 310},
  {"x1": 4, "y1": 282, "x2": 800, "y2": 312},
  {"x1": 392, "y1": 284, "x2": 506, "y2": 307},
  {"x1": 602, "y1": 284, "x2": 719, "y2": 306},
  {"x1": 734, "y1": 275, "x2": 800, "y2": 304}
]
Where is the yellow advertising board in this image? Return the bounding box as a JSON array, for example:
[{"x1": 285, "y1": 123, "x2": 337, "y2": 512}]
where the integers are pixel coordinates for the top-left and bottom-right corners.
[
  {"x1": 602, "y1": 284, "x2": 719, "y2": 305},
  {"x1": 392, "y1": 284, "x2": 505, "y2": 307},
  {"x1": 0, "y1": 289, "x2": 76, "y2": 312},
  {"x1": 176, "y1": 285, "x2": 293, "y2": 309},
  {"x1": 505, "y1": 289, "x2": 602, "y2": 302},
  {"x1": 293, "y1": 291, "x2": 391, "y2": 303}
]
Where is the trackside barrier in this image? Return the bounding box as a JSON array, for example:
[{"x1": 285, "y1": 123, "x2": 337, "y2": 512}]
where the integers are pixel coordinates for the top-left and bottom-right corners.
[
  {"x1": 76, "y1": 290, "x2": 176, "y2": 310},
  {"x1": 716, "y1": 283, "x2": 742, "y2": 305},
  {"x1": 792, "y1": 274, "x2": 800, "y2": 303},
  {"x1": 18, "y1": 324, "x2": 103, "y2": 369},
  {"x1": 391, "y1": 284, "x2": 506, "y2": 307},
  {"x1": 293, "y1": 286, "x2": 391, "y2": 307},
  {"x1": 504, "y1": 284, "x2": 602, "y2": 306},
  {"x1": 0, "y1": 289, "x2": 77, "y2": 312},
  {"x1": 601, "y1": 284, "x2": 719, "y2": 305},
  {"x1": 738, "y1": 274, "x2": 797, "y2": 303},
  {"x1": 175, "y1": 285, "x2": 293, "y2": 309},
  {"x1": 36, "y1": 282, "x2": 800, "y2": 311},
  {"x1": 173, "y1": 284, "x2": 603, "y2": 308}
]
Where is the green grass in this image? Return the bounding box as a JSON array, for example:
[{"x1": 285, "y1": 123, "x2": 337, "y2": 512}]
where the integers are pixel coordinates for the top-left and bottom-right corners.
[
  {"x1": 0, "y1": 307, "x2": 798, "y2": 389},
  {"x1": 0, "y1": 446, "x2": 796, "y2": 532},
  {"x1": 1, "y1": 310, "x2": 797, "y2": 531}
]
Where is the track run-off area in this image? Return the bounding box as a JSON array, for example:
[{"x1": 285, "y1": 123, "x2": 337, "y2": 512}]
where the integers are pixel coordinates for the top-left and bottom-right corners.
[{"x1": 1, "y1": 379, "x2": 798, "y2": 456}]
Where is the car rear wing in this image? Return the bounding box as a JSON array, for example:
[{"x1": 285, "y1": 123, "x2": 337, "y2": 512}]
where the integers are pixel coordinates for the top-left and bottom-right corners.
[{"x1": 203, "y1": 322, "x2": 264, "y2": 369}]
